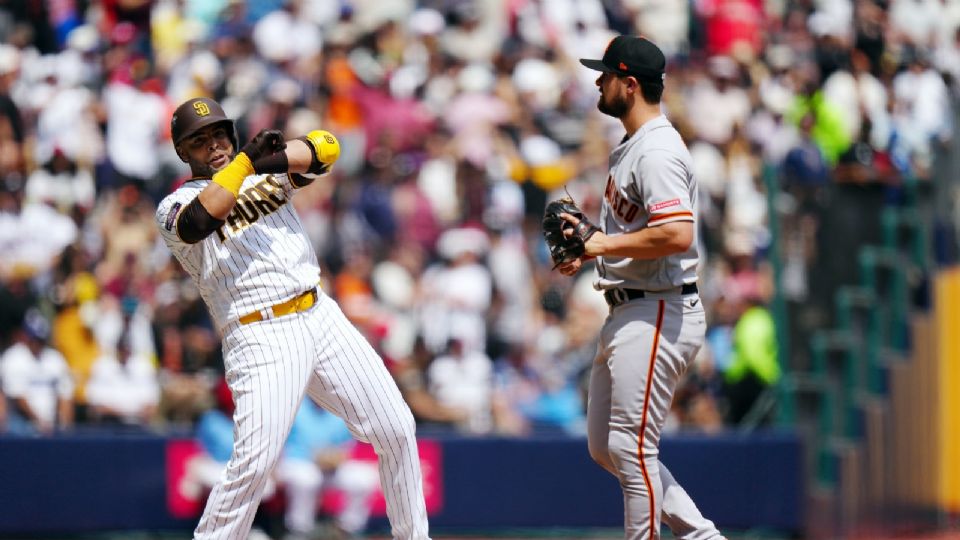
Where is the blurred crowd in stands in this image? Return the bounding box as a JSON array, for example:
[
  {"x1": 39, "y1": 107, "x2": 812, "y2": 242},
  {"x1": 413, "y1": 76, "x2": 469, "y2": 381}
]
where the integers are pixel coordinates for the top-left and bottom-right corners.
[{"x1": 0, "y1": 0, "x2": 956, "y2": 446}]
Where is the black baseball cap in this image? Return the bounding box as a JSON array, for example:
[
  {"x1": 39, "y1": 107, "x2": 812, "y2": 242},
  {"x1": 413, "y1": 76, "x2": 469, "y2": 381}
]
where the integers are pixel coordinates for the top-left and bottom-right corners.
[{"x1": 580, "y1": 35, "x2": 666, "y2": 83}]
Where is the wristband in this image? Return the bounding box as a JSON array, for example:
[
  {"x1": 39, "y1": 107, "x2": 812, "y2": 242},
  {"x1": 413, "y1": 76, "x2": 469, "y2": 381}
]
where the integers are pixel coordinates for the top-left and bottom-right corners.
[{"x1": 212, "y1": 152, "x2": 254, "y2": 197}]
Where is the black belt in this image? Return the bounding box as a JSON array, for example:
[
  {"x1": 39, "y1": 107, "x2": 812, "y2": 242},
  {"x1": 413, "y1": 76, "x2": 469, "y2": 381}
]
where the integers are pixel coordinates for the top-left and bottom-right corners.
[{"x1": 603, "y1": 283, "x2": 698, "y2": 308}]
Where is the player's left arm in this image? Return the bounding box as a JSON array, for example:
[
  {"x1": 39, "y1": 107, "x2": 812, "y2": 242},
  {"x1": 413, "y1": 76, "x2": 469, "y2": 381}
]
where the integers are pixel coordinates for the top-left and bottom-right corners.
[
  {"x1": 562, "y1": 149, "x2": 694, "y2": 259},
  {"x1": 583, "y1": 221, "x2": 693, "y2": 258},
  {"x1": 171, "y1": 130, "x2": 339, "y2": 244},
  {"x1": 252, "y1": 130, "x2": 340, "y2": 188}
]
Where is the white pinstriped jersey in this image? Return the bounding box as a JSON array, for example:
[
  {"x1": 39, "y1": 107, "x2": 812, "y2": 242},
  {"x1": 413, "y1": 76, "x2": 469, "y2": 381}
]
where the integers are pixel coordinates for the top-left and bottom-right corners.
[
  {"x1": 596, "y1": 115, "x2": 699, "y2": 291},
  {"x1": 155, "y1": 173, "x2": 321, "y2": 331}
]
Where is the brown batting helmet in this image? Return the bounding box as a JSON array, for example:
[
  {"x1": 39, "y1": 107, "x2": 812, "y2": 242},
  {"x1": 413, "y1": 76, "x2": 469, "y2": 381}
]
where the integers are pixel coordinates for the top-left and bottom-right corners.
[{"x1": 170, "y1": 97, "x2": 239, "y2": 150}]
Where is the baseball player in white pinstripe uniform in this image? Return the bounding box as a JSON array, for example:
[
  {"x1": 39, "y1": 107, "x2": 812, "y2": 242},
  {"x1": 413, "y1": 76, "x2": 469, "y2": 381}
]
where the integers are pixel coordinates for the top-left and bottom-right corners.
[
  {"x1": 556, "y1": 37, "x2": 725, "y2": 540},
  {"x1": 155, "y1": 97, "x2": 430, "y2": 540}
]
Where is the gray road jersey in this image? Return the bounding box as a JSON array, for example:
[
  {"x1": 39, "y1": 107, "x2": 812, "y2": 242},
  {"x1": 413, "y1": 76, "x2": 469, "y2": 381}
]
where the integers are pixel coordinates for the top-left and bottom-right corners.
[{"x1": 595, "y1": 115, "x2": 699, "y2": 291}]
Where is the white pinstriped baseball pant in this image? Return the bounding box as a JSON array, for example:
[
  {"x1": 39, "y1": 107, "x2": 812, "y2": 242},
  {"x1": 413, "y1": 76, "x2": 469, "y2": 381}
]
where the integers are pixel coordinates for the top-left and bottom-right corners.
[{"x1": 194, "y1": 293, "x2": 430, "y2": 540}]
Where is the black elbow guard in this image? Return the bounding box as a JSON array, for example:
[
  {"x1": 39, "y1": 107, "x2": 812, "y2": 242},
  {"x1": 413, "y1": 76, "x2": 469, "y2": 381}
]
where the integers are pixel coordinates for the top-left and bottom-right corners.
[
  {"x1": 177, "y1": 197, "x2": 225, "y2": 244},
  {"x1": 289, "y1": 173, "x2": 318, "y2": 188},
  {"x1": 296, "y1": 136, "x2": 333, "y2": 175}
]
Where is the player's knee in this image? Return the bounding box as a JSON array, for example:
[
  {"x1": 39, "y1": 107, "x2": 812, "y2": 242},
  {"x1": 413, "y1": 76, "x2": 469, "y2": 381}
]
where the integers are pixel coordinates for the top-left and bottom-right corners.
[
  {"x1": 224, "y1": 458, "x2": 273, "y2": 489},
  {"x1": 251, "y1": 455, "x2": 280, "y2": 481},
  {"x1": 587, "y1": 431, "x2": 622, "y2": 476},
  {"x1": 401, "y1": 407, "x2": 417, "y2": 433},
  {"x1": 395, "y1": 409, "x2": 418, "y2": 439},
  {"x1": 588, "y1": 437, "x2": 612, "y2": 468},
  {"x1": 606, "y1": 429, "x2": 635, "y2": 468},
  {"x1": 380, "y1": 408, "x2": 417, "y2": 443},
  {"x1": 233, "y1": 440, "x2": 285, "y2": 478},
  {"x1": 592, "y1": 451, "x2": 619, "y2": 478}
]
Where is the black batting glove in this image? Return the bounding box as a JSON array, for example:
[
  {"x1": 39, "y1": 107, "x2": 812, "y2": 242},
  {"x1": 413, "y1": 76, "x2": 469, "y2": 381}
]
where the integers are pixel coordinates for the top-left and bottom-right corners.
[{"x1": 241, "y1": 129, "x2": 286, "y2": 162}]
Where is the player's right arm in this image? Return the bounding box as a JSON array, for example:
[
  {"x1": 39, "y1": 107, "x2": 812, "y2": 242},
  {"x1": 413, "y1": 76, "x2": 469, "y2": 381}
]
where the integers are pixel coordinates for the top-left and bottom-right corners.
[
  {"x1": 253, "y1": 129, "x2": 340, "y2": 189},
  {"x1": 157, "y1": 184, "x2": 207, "y2": 246}
]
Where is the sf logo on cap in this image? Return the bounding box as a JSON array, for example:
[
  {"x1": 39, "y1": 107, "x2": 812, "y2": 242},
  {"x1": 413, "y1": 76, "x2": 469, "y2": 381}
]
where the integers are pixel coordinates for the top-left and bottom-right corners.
[{"x1": 193, "y1": 101, "x2": 210, "y2": 116}]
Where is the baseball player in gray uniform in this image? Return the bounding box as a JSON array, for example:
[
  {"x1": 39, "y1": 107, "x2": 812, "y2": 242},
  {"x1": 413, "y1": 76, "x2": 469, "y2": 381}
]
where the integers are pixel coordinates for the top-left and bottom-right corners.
[
  {"x1": 155, "y1": 97, "x2": 430, "y2": 539},
  {"x1": 557, "y1": 36, "x2": 725, "y2": 540}
]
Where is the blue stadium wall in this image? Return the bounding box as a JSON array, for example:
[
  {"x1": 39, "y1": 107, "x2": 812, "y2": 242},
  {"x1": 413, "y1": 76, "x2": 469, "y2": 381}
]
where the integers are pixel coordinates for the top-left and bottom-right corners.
[{"x1": 0, "y1": 431, "x2": 802, "y2": 535}]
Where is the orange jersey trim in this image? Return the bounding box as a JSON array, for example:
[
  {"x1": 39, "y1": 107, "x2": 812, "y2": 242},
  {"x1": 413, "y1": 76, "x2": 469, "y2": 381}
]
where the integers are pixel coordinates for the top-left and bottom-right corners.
[
  {"x1": 647, "y1": 211, "x2": 693, "y2": 224},
  {"x1": 638, "y1": 299, "x2": 665, "y2": 540}
]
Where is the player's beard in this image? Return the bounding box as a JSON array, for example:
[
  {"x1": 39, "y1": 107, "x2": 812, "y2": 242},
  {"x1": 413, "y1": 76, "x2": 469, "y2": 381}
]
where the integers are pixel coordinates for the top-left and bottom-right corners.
[
  {"x1": 188, "y1": 150, "x2": 235, "y2": 178},
  {"x1": 598, "y1": 91, "x2": 630, "y2": 119}
]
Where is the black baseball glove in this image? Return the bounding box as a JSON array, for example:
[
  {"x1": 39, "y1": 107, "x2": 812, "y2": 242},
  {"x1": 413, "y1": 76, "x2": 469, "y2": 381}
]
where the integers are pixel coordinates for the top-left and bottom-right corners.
[{"x1": 542, "y1": 196, "x2": 600, "y2": 268}]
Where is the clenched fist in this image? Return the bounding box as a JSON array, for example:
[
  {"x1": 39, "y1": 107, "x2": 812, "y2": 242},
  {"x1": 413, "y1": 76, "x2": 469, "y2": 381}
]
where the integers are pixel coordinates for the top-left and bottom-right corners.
[{"x1": 241, "y1": 129, "x2": 286, "y2": 162}]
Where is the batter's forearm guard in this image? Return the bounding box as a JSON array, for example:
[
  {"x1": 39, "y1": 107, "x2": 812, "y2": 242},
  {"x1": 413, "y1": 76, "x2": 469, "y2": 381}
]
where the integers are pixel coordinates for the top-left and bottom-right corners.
[
  {"x1": 177, "y1": 196, "x2": 226, "y2": 244},
  {"x1": 253, "y1": 151, "x2": 290, "y2": 174}
]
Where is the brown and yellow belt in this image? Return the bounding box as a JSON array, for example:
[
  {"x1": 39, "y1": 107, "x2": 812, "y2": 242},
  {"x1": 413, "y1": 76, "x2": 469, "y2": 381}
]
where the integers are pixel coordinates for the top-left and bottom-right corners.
[{"x1": 238, "y1": 287, "x2": 318, "y2": 325}]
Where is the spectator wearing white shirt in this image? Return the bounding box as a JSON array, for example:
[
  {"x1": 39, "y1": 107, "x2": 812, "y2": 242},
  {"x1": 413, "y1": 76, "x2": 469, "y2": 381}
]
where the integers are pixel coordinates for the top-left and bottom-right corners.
[
  {"x1": 252, "y1": 1, "x2": 322, "y2": 65},
  {"x1": 484, "y1": 180, "x2": 533, "y2": 355},
  {"x1": 892, "y1": 48, "x2": 953, "y2": 175},
  {"x1": 101, "y1": 72, "x2": 167, "y2": 193},
  {"x1": 427, "y1": 338, "x2": 494, "y2": 434},
  {"x1": 1, "y1": 311, "x2": 74, "y2": 435},
  {"x1": 934, "y1": 27, "x2": 960, "y2": 95},
  {"x1": 626, "y1": 0, "x2": 690, "y2": 57},
  {"x1": 24, "y1": 149, "x2": 96, "y2": 212},
  {"x1": 889, "y1": 0, "x2": 943, "y2": 48},
  {"x1": 418, "y1": 227, "x2": 492, "y2": 354},
  {"x1": 0, "y1": 176, "x2": 78, "y2": 279},
  {"x1": 685, "y1": 56, "x2": 751, "y2": 145},
  {"x1": 439, "y1": 1, "x2": 506, "y2": 64},
  {"x1": 32, "y1": 51, "x2": 105, "y2": 168},
  {"x1": 823, "y1": 48, "x2": 890, "y2": 147},
  {"x1": 85, "y1": 332, "x2": 159, "y2": 427},
  {"x1": 90, "y1": 295, "x2": 157, "y2": 362}
]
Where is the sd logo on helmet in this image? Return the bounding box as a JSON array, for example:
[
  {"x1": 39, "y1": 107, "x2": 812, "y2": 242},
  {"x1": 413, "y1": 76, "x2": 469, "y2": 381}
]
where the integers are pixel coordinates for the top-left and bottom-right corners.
[{"x1": 171, "y1": 97, "x2": 238, "y2": 151}]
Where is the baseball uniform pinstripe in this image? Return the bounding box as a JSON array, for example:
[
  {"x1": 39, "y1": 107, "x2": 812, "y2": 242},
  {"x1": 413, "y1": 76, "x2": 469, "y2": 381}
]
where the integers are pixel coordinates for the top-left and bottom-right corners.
[
  {"x1": 156, "y1": 173, "x2": 430, "y2": 539},
  {"x1": 587, "y1": 115, "x2": 723, "y2": 540}
]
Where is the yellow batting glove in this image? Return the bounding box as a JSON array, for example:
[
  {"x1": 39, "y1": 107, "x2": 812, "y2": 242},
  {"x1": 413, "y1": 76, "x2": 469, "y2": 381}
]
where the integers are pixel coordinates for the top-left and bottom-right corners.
[{"x1": 305, "y1": 130, "x2": 340, "y2": 166}]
